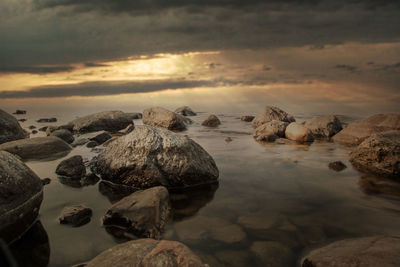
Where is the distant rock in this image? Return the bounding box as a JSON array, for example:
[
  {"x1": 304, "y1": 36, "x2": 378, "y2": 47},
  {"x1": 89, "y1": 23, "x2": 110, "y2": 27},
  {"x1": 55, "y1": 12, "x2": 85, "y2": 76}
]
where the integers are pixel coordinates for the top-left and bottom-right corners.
[
  {"x1": 70, "y1": 111, "x2": 134, "y2": 133},
  {"x1": 103, "y1": 186, "x2": 171, "y2": 239},
  {"x1": 0, "y1": 109, "x2": 28, "y2": 144},
  {"x1": 50, "y1": 129, "x2": 74, "y2": 144},
  {"x1": 41, "y1": 178, "x2": 51, "y2": 185},
  {"x1": 13, "y1": 110, "x2": 26, "y2": 115},
  {"x1": 56, "y1": 155, "x2": 86, "y2": 179},
  {"x1": 252, "y1": 106, "x2": 295, "y2": 128},
  {"x1": 333, "y1": 114, "x2": 400, "y2": 146},
  {"x1": 250, "y1": 241, "x2": 293, "y2": 267},
  {"x1": 37, "y1": 118, "x2": 57, "y2": 123},
  {"x1": 71, "y1": 138, "x2": 89, "y2": 147},
  {"x1": 89, "y1": 131, "x2": 112, "y2": 145},
  {"x1": 175, "y1": 106, "x2": 197, "y2": 116},
  {"x1": 254, "y1": 120, "x2": 289, "y2": 142},
  {"x1": 85, "y1": 239, "x2": 207, "y2": 267},
  {"x1": 92, "y1": 125, "x2": 219, "y2": 189},
  {"x1": 302, "y1": 236, "x2": 400, "y2": 267},
  {"x1": 225, "y1": 137, "x2": 233, "y2": 142},
  {"x1": 328, "y1": 161, "x2": 347, "y2": 172},
  {"x1": 28, "y1": 125, "x2": 36, "y2": 129},
  {"x1": 38, "y1": 126, "x2": 48, "y2": 132},
  {"x1": 303, "y1": 115, "x2": 343, "y2": 138},
  {"x1": 59, "y1": 205, "x2": 92, "y2": 227},
  {"x1": 31, "y1": 130, "x2": 38, "y2": 134},
  {"x1": 0, "y1": 136, "x2": 72, "y2": 160},
  {"x1": 142, "y1": 107, "x2": 192, "y2": 131},
  {"x1": 241, "y1": 115, "x2": 255, "y2": 122},
  {"x1": 285, "y1": 122, "x2": 314, "y2": 142},
  {"x1": 18, "y1": 118, "x2": 27, "y2": 122},
  {"x1": 202, "y1": 114, "x2": 221, "y2": 127}
]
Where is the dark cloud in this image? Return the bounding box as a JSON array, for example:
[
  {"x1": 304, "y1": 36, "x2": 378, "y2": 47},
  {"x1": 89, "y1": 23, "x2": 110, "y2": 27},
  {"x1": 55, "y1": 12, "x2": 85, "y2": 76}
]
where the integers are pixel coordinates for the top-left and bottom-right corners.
[
  {"x1": 84, "y1": 62, "x2": 109, "y2": 67},
  {"x1": 0, "y1": 65, "x2": 74, "y2": 74}
]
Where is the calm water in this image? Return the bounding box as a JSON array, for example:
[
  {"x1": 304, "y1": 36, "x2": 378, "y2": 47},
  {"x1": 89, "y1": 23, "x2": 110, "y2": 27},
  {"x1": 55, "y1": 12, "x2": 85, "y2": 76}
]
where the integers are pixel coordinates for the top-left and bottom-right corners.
[{"x1": 10, "y1": 111, "x2": 400, "y2": 267}]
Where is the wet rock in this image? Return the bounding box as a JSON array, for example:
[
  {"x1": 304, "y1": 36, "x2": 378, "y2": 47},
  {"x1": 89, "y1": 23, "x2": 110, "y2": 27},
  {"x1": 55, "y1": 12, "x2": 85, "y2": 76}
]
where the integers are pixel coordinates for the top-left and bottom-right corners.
[
  {"x1": 202, "y1": 114, "x2": 221, "y2": 127},
  {"x1": 0, "y1": 109, "x2": 28, "y2": 144},
  {"x1": 119, "y1": 124, "x2": 135, "y2": 134},
  {"x1": 142, "y1": 106, "x2": 192, "y2": 131},
  {"x1": 285, "y1": 122, "x2": 314, "y2": 142},
  {"x1": 241, "y1": 115, "x2": 255, "y2": 122},
  {"x1": 56, "y1": 155, "x2": 86, "y2": 179},
  {"x1": 70, "y1": 110, "x2": 134, "y2": 133},
  {"x1": 252, "y1": 106, "x2": 295, "y2": 128},
  {"x1": 0, "y1": 151, "x2": 43, "y2": 243},
  {"x1": 85, "y1": 239, "x2": 207, "y2": 267},
  {"x1": 86, "y1": 141, "x2": 98, "y2": 148},
  {"x1": 13, "y1": 110, "x2": 26, "y2": 115},
  {"x1": 328, "y1": 161, "x2": 347, "y2": 172},
  {"x1": 50, "y1": 129, "x2": 74, "y2": 144},
  {"x1": 254, "y1": 120, "x2": 289, "y2": 142},
  {"x1": 18, "y1": 118, "x2": 27, "y2": 122},
  {"x1": 28, "y1": 125, "x2": 36, "y2": 129},
  {"x1": 41, "y1": 178, "x2": 51, "y2": 185},
  {"x1": 349, "y1": 131, "x2": 400, "y2": 178},
  {"x1": 36, "y1": 118, "x2": 57, "y2": 123},
  {"x1": 72, "y1": 138, "x2": 90, "y2": 147},
  {"x1": 31, "y1": 130, "x2": 38, "y2": 134},
  {"x1": 59, "y1": 205, "x2": 92, "y2": 227},
  {"x1": 126, "y1": 112, "x2": 142, "y2": 120},
  {"x1": 103, "y1": 186, "x2": 171, "y2": 239},
  {"x1": 333, "y1": 113, "x2": 400, "y2": 146},
  {"x1": 45, "y1": 126, "x2": 57, "y2": 135},
  {"x1": 0, "y1": 136, "x2": 71, "y2": 160},
  {"x1": 92, "y1": 125, "x2": 219, "y2": 189},
  {"x1": 82, "y1": 173, "x2": 100, "y2": 186},
  {"x1": 225, "y1": 137, "x2": 233, "y2": 142},
  {"x1": 302, "y1": 236, "x2": 400, "y2": 267},
  {"x1": 89, "y1": 131, "x2": 112, "y2": 145},
  {"x1": 175, "y1": 106, "x2": 197, "y2": 116},
  {"x1": 250, "y1": 241, "x2": 293, "y2": 267},
  {"x1": 38, "y1": 126, "x2": 48, "y2": 132},
  {"x1": 303, "y1": 115, "x2": 343, "y2": 138}
]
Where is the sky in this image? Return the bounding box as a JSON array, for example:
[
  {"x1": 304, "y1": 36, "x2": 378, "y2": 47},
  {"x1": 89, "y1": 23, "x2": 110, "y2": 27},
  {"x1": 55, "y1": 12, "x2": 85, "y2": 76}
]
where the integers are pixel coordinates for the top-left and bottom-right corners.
[{"x1": 0, "y1": 0, "x2": 399, "y2": 116}]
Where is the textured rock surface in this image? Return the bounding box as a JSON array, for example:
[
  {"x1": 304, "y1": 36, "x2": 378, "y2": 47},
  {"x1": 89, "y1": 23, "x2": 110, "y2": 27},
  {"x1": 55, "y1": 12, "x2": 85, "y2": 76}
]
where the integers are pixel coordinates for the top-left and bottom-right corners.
[
  {"x1": 0, "y1": 109, "x2": 28, "y2": 144},
  {"x1": 333, "y1": 114, "x2": 400, "y2": 146},
  {"x1": 85, "y1": 239, "x2": 207, "y2": 267},
  {"x1": 241, "y1": 115, "x2": 255, "y2": 122},
  {"x1": 70, "y1": 111, "x2": 134, "y2": 133},
  {"x1": 59, "y1": 205, "x2": 92, "y2": 227},
  {"x1": 254, "y1": 120, "x2": 289, "y2": 142},
  {"x1": 92, "y1": 125, "x2": 219, "y2": 188},
  {"x1": 56, "y1": 155, "x2": 86, "y2": 179},
  {"x1": 0, "y1": 151, "x2": 43, "y2": 243},
  {"x1": 303, "y1": 115, "x2": 343, "y2": 138},
  {"x1": 252, "y1": 106, "x2": 295, "y2": 128},
  {"x1": 285, "y1": 122, "x2": 314, "y2": 142},
  {"x1": 103, "y1": 186, "x2": 171, "y2": 239},
  {"x1": 328, "y1": 161, "x2": 347, "y2": 172},
  {"x1": 302, "y1": 236, "x2": 400, "y2": 267},
  {"x1": 349, "y1": 131, "x2": 400, "y2": 178},
  {"x1": 50, "y1": 129, "x2": 75, "y2": 144},
  {"x1": 202, "y1": 114, "x2": 221, "y2": 127},
  {"x1": 143, "y1": 107, "x2": 191, "y2": 131},
  {"x1": 175, "y1": 106, "x2": 197, "y2": 116},
  {"x1": 0, "y1": 136, "x2": 71, "y2": 160},
  {"x1": 89, "y1": 131, "x2": 112, "y2": 145}
]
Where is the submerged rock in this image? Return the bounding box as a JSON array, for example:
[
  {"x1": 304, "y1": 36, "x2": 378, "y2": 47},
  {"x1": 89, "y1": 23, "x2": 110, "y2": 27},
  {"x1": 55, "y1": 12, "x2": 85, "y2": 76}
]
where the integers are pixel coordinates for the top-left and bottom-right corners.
[
  {"x1": 359, "y1": 175, "x2": 400, "y2": 197},
  {"x1": 285, "y1": 122, "x2": 314, "y2": 142},
  {"x1": 202, "y1": 114, "x2": 221, "y2": 127},
  {"x1": 252, "y1": 106, "x2": 295, "y2": 128},
  {"x1": 303, "y1": 115, "x2": 343, "y2": 138},
  {"x1": 254, "y1": 120, "x2": 289, "y2": 142},
  {"x1": 328, "y1": 161, "x2": 347, "y2": 172},
  {"x1": 59, "y1": 205, "x2": 92, "y2": 227},
  {"x1": 50, "y1": 129, "x2": 74, "y2": 144},
  {"x1": 70, "y1": 111, "x2": 134, "y2": 133},
  {"x1": 56, "y1": 155, "x2": 86, "y2": 179},
  {"x1": 142, "y1": 107, "x2": 192, "y2": 131},
  {"x1": 250, "y1": 241, "x2": 293, "y2": 267},
  {"x1": 92, "y1": 125, "x2": 219, "y2": 189},
  {"x1": 0, "y1": 108, "x2": 28, "y2": 144},
  {"x1": 175, "y1": 106, "x2": 197, "y2": 116},
  {"x1": 37, "y1": 118, "x2": 57, "y2": 123},
  {"x1": 241, "y1": 115, "x2": 255, "y2": 122}
]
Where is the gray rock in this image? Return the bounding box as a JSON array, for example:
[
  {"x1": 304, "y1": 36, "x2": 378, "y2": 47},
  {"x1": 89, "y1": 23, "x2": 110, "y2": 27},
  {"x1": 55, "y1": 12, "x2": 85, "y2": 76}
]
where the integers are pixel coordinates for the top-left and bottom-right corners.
[
  {"x1": 103, "y1": 186, "x2": 170, "y2": 239},
  {"x1": 13, "y1": 110, "x2": 26, "y2": 115},
  {"x1": 175, "y1": 106, "x2": 197, "y2": 116},
  {"x1": 85, "y1": 239, "x2": 207, "y2": 267},
  {"x1": 328, "y1": 161, "x2": 347, "y2": 172},
  {"x1": 142, "y1": 107, "x2": 192, "y2": 131},
  {"x1": 254, "y1": 120, "x2": 289, "y2": 142},
  {"x1": 0, "y1": 151, "x2": 43, "y2": 243},
  {"x1": 56, "y1": 155, "x2": 86, "y2": 179},
  {"x1": 119, "y1": 124, "x2": 135, "y2": 134},
  {"x1": 303, "y1": 115, "x2": 343, "y2": 138},
  {"x1": 0, "y1": 136, "x2": 72, "y2": 160},
  {"x1": 241, "y1": 115, "x2": 255, "y2": 122},
  {"x1": 59, "y1": 205, "x2": 92, "y2": 227},
  {"x1": 285, "y1": 122, "x2": 314, "y2": 142},
  {"x1": 202, "y1": 114, "x2": 221, "y2": 127},
  {"x1": 38, "y1": 126, "x2": 48, "y2": 132},
  {"x1": 251, "y1": 241, "x2": 293, "y2": 267},
  {"x1": 0, "y1": 109, "x2": 28, "y2": 144},
  {"x1": 70, "y1": 111, "x2": 134, "y2": 133},
  {"x1": 72, "y1": 138, "x2": 90, "y2": 147},
  {"x1": 89, "y1": 131, "x2": 112, "y2": 145},
  {"x1": 92, "y1": 125, "x2": 219, "y2": 189},
  {"x1": 252, "y1": 106, "x2": 295, "y2": 128},
  {"x1": 302, "y1": 236, "x2": 400, "y2": 267},
  {"x1": 36, "y1": 118, "x2": 57, "y2": 123},
  {"x1": 50, "y1": 129, "x2": 74, "y2": 144}
]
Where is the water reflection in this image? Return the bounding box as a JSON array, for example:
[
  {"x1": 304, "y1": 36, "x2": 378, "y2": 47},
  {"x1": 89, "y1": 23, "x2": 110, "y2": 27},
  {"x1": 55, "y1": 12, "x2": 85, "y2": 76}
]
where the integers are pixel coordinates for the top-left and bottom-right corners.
[{"x1": 359, "y1": 175, "x2": 400, "y2": 197}]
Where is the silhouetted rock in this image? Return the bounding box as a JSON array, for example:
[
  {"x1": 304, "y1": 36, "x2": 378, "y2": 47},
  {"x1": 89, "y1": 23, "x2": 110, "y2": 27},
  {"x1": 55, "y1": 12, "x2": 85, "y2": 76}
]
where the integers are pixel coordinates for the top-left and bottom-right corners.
[
  {"x1": 202, "y1": 114, "x2": 221, "y2": 127},
  {"x1": 303, "y1": 115, "x2": 343, "y2": 138},
  {"x1": 175, "y1": 106, "x2": 197, "y2": 116},
  {"x1": 13, "y1": 110, "x2": 26, "y2": 115},
  {"x1": 41, "y1": 178, "x2": 51, "y2": 185},
  {"x1": 70, "y1": 111, "x2": 134, "y2": 133},
  {"x1": 328, "y1": 161, "x2": 347, "y2": 172},
  {"x1": 36, "y1": 118, "x2": 57, "y2": 123},
  {"x1": 50, "y1": 129, "x2": 74, "y2": 144},
  {"x1": 241, "y1": 115, "x2": 255, "y2": 122},
  {"x1": 31, "y1": 130, "x2": 38, "y2": 134},
  {"x1": 225, "y1": 137, "x2": 233, "y2": 142},
  {"x1": 56, "y1": 155, "x2": 86, "y2": 179},
  {"x1": 252, "y1": 106, "x2": 295, "y2": 128},
  {"x1": 0, "y1": 109, "x2": 28, "y2": 144},
  {"x1": 142, "y1": 107, "x2": 192, "y2": 131},
  {"x1": 254, "y1": 120, "x2": 289, "y2": 142},
  {"x1": 59, "y1": 205, "x2": 92, "y2": 227},
  {"x1": 285, "y1": 122, "x2": 314, "y2": 142},
  {"x1": 28, "y1": 125, "x2": 36, "y2": 129}
]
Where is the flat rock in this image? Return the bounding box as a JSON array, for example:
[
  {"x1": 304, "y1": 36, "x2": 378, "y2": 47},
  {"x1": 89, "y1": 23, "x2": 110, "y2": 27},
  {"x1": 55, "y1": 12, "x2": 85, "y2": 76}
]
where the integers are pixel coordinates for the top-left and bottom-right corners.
[
  {"x1": 0, "y1": 109, "x2": 28, "y2": 144},
  {"x1": 175, "y1": 106, "x2": 197, "y2": 116},
  {"x1": 251, "y1": 241, "x2": 293, "y2": 267},
  {"x1": 241, "y1": 115, "x2": 255, "y2": 122},
  {"x1": 252, "y1": 106, "x2": 295, "y2": 128},
  {"x1": 303, "y1": 115, "x2": 343, "y2": 138},
  {"x1": 254, "y1": 120, "x2": 289, "y2": 142},
  {"x1": 56, "y1": 155, "x2": 86, "y2": 179},
  {"x1": 142, "y1": 107, "x2": 191, "y2": 131},
  {"x1": 285, "y1": 122, "x2": 314, "y2": 142},
  {"x1": 70, "y1": 111, "x2": 134, "y2": 133},
  {"x1": 59, "y1": 205, "x2": 92, "y2": 227},
  {"x1": 50, "y1": 129, "x2": 74, "y2": 144},
  {"x1": 202, "y1": 114, "x2": 221, "y2": 127}
]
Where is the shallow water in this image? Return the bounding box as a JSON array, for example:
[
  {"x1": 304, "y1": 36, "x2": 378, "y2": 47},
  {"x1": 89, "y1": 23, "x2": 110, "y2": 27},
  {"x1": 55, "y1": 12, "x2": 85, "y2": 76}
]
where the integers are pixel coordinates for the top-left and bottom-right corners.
[{"x1": 9, "y1": 111, "x2": 400, "y2": 266}]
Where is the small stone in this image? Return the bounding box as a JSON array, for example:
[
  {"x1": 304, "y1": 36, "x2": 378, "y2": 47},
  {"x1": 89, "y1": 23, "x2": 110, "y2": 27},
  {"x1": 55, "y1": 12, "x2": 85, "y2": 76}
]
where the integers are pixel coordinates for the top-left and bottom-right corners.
[
  {"x1": 28, "y1": 125, "x2": 36, "y2": 129},
  {"x1": 202, "y1": 115, "x2": 221, "y2": 127},
  {"x1": 241, "y1": 115, "x2": 255, "y2": 122},
  {"x1": 13, "y1": 110, "x2": 26, "y2": 115},
  {"x1": 86, "y1": 141, "x2": 98, "y2": 148},
  {"x1": 59, "y1": 205, "x2": 92, "y2": 227},
  {"x1": 328, "y1": 161, "x2": 347, "y2": 172},
  {"x1": 31, "y1": 130, "x2": 38, "y2": 134},
  {"x1": 37, "y1": 118, "x2": 57, "y2": 123},
  {"x1": 225, "y1": 137, "x2": 233, "y2": 142},
  {"x1": 175, "y1": 106, "x2": 197, "y2": 116},
  {"x1": 41, "y1": 178, "x2": 51, "y2": 185}
]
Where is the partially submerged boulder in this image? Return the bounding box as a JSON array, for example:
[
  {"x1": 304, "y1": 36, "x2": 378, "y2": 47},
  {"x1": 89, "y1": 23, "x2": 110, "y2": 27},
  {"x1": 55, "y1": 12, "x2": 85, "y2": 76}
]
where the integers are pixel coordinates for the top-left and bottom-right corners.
[
  {"x1": 50, "y1": 129, "x2": 74, "y2": 144},
  {"x1": 202, "y1": 115, "x2": 221, "y2": 127},
  {"x1": 252, "y1": 106, "x2": 295, "y2": 128},
  {"x1": 59, "y1": 205, "x2": 92, "y2": 227},
  {"x1": 303, "y1": 115, "x2": 343, "y2": 138},
  {"x1": 285, "y1": 122, "x2": 314, "y2": 142},
  {"x1": 56, "y1": 155, "x2": 86, "y2": 179},
  {"x1": 175, "y1": 106, "x2": 197, "y2": 116},
  {"x1": 70, "y1": 111, "x2": 134, "y2": 133},
  {"x1": 328, "y1": 161, "x2": 347, "y2": 172},
  {"x1": 0, "y1": 109, "x2": 28, "y2": 144},
  {"x1": 253, "y1": 120, "x2": 289, "y2": 142},
  {"x1": 92, "y1": 125, "x2": 219, "y2": 189},
  {"x1": 142, "y1": 107, "x2": 191, "y2": 131},
  {"x1": 241, "y1": 115, "x2": 255, "y2": 122}
]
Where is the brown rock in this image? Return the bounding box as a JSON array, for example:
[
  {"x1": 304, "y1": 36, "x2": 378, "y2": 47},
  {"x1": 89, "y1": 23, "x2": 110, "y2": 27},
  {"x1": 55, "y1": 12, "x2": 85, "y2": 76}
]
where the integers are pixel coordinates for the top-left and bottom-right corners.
[
  {"x1": 252, "y1": 106, "x2": 295, "y2": 128},
  {"x1": 143, "y1": 107, "x2": 191, "y2": 131},
  {"x1": 59, "y1": 205, "x2": 92, "y2": 227},
  {"x1": 202, "y1": 114, "x2": 221, "y2": 127},
  {"x1": 241, "y1": 115, "x2": 255, "y2": 122},
  {"x1": 175, "y1": 106, "x2": 197, "y2": 116},
  {"x1": 56, "y1": 155, "x2": 86, "y2": 179},
  {"x1": 254, "y1": 120, "x2": 289, "y2": 142},
  {"x1": 303, "y1": 115, "x2": 343, "y2": 138},
  {"x1": 0, "y1": 109, "x2": 28, "y2": 144},
  {"x1": 70, "y1": 111, "x2": 134, "y2": 133},
  {"x1": 285, "y1": 122, "x2": 314, "y2": 142}
]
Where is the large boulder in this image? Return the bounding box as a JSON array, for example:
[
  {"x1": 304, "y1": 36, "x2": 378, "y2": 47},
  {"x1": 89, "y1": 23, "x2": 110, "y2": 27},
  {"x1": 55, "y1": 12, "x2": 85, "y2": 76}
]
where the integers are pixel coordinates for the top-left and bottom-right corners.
[
  {"x1": 92, "y1": 125, "x2": 219, "y2": 189},
  {"x1": 0, "y1": 136, "x2": 72, "y2": 160},
  {"x1": 0, "y1": 109, "x2": 28, "y2": 144},
  {"x1": 303, "y1": 115, "x2": 343, "y2": 138},
  {"x1": 70, "y1": 111, "x2": 134, "y2": 133},
  {"x1": 202, "y1": 115, "x2": 221, "y2": 127},
  {"x1": 85, "y1": 239, "x2": 207, "y2": 267},
  {"x1": 142, "y1": 107, "x2": 191, "y2": 131},
  {"x1": 252, "y1": 106, "x2": 295, "y2": 128},
  {"x1": 302, "y1": 236, "x2": 400, "y2": 267},
  {"x1": 349, "y1": 131, "x2": 400, "y2": 178},
  {"x1": 253, "y1": 120, "x2": 289, "y2": 142},
  {"x1": 103, "y1": 186, "x2": 171, "y2": 239},
  {"x1": 56, "y1": 155, "x2": 86, "y2": 179},
  {"x1": 0, "y1": 151, "x2": 43, "y2": 243},
  {"x1": 333, "y1": 114, "x2": 400, "y2": 146},
  {"x1": 175, "y1": 106, "x2": 197, "y2": 116},
  {"x1": 285, "y1": 122, "x2": 314, "y2": 142},
  {"x1": 50, "y1": 129, "x2": 74, "y2": 144}
]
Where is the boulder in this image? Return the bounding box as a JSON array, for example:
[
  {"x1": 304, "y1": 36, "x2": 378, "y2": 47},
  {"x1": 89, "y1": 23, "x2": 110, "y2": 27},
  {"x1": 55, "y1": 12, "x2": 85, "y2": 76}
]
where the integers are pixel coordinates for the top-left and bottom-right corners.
[
  {"x1": 349, "y1": 131, "x2": 400, "y2": 178},
  {"x1": 241, "y1": 115, "x2": 255, "y2": 122},
  {"x1": 89, "y1": 131, "x2": 112, "y2": 145},
  {"x1": 333, "y1": 114, "x2": 400, "y2": 146},
  {"x1": 303, "y1": 115, "x2": 342, "y2": 138},
  {"x1": 142, "y1": 107, "x2": 191, "y2": 131},
  {"x1": 285, "y1": 122, "x2": 314, "y2": 142},
  {"x1": 252, "y1": 106, "x2": 295, "y2": 128},
  {"x1": 85, "y1": 239, "x2": 206, "y2": 267},
  {"x1": 0, "y1": 136, "x2": 72, "y2": 160},
  {"x1": 103, "y1": 186, "x2": 171, "y2": 239},
  {"x1": 250, "y1": 241, "x2": 293, "y2": 267},
  {"x1": 59, "y1": 205, "x2": 92, "y2": 227},
  {"x1": 56, "y1": 155, "x2": 86, "y2": 179},
  {"x1": 50, "y1": 129, "x2": 74, "y2": 144},
  {"x1": 0, "y1": 151, "x2": 43, "y2": 243},
  {"x1": 328, "y1": 161, "x2": 347, "y2": 172},
  {"x1": 92, "y1": 125, "x2": 219, "y2": 189},
  {"x1": 0, "y1": 109, "x2": 28, "y2": 144},
  {"x1": 302, "y1": 236, "x2": 400, "y2": 267},
  {"x1": 254, "y1": 120, "x2": 289, "y2": 142},
  {"x1": 175, "y1": 106, "x2": 197, "y2": 116},
  {"x1": 70, "y1": 111, "x2": 134, "y2": 133},
  {"x1": 36, "y1": 118, "x2": 57, "y2": 123},
  {"x1": 202, "y1": 114, "x2": 221, "y2": 127}
]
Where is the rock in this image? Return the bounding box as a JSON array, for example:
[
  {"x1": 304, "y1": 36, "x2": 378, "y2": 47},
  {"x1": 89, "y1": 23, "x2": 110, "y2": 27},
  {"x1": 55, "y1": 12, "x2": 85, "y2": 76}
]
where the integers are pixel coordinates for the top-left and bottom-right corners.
[
  {"x1": 72, "y1": 138, "x2": 90, "y2": 147},
  {"x1": 303, "y1": 115, "x2": 343, "y2": 138},
  {"x1": 56, "y1": 155, "x2": 86, "y2": 179},
  {"x1": 56, "y1": 123, "x2": 74, "y2": 132},
  {"x1": 28, "y1": 125, "x2": 36, "y2": 129},
  {"x1": 254, "y1": 120, "x2": 289, "y2": 142},
  {"x1": 13, "y1": 110, "x2": 26, "y2": 115},
  {"x1": 349, "y1": 131, "x2": 400, "y2": 178},
  {"x1": 0, "y1": 151, "x2": 43, "y2": 243},
  {"x1": 89, "y1": 131, "x2": 112, "y2": 145},
  {"x1": 333, "y1": 114, "x2": 400, "y2": 146},
  {"x1": 202, "y1": 114, "x2": 221, "y2": 127},
  {"x1": 0, "y1": 136, "x2": 72, "y2": 160},
  {"x1": 103, "y1": 186, "x2": 170, "y2": 239},
  {"x1": 59, "y1": 205, "x2": 92, "y2": 227},
  {"x1": 70, "y1": 111, "x2": 134, "y2": 133},
  {"x1": 237, "y1": 213, "x2": 278, "y2": 232},
  {"x1": 98, "y1": 180, "x2": 137, "y2": 204},
  {"x1": 38, "y1": 126, "x2": 48, "y2": 132},
  {"x1": 241, "y1": 115, "x2": 255, "y2": 122},
  {"x1": 36, "y1": 118, "x2": 57, "y2": 123},
  {"x1": 41, "y1": 178, "x2": 51, "y2": 185},
  {"x1": 81, "y1": 173, "x2": 100, "y2": 186},
  {"x1": 125, "y1": 112, "x2": 142, "y2": 120},
  {"x1": 215, "y1": 250, "x2": 252, "y2": 267},
  {"x1": 301, "y1": 236, "x2": 400, "y2": 267},
  {"x1": 328, "y1": 161, "x2": 347, "y2": 172},
  {"x1": 175, "y1": 106, "x2": 197, "y2": 116},
  {"x1": 31, "y1": 130, "x2": 38, "y2": 134},
  {"x1": 50, "y1": 129, "x2": 74, "y2": 144},
  {"x1": 250, "y1": 241, "x2": 293, "y2": 267},
  {"x1": 92, "y1": 125, "x2": 219, "y2": 189},
  {"x1": 225, "y1": 137, "x2": 233, "y2": 142},
  {"x1": 359, "y1": 175, "x2": 400, "y2": 197},
  {"x1": 142, "y1": 107, "x2": 192, "y2": 131},
  {"x1": 285, "y1": 122, "x2": 314, "y2": 142},
  {"x1": 86, "y1": 141, "x2": 98, "y2": 148},
  {"x1": 85, "y1": 239, "x2": 206, "y2": 267},
  {"x1": 119, "y1": 124, "x2": 135, "y2": 134},
  {"x1": 18, "y1": 118, "x2": 27, "y2": 122},
  {"x1": 0, "y1": 109, "x2": 28, "y2": 144},
  {"x1": 252, "y1": 106, "x2": 295, "y2": 128}
]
